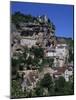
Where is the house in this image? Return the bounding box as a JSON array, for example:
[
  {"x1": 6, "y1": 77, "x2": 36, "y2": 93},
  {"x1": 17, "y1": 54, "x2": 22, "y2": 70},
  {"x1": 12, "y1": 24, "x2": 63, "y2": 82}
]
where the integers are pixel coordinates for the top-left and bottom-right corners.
[
  {"x1": 56, "y1": 44, "x2": 69, "y2": 59},
  {"x1": 53, "y1": 67, "x2": 73, "y2": 82},
  {"x1": 55, "y1": 43, "x2": 69, "y2": 67},
  {"x1": 46, "y1": 48, "x2": 56, "y2": 58},
  {"x1": 20, "y1": 37, "x2": 37, "y2": 48},
  {"x1": 46, "y1": 43, "x2": 69, "y2": 67}
]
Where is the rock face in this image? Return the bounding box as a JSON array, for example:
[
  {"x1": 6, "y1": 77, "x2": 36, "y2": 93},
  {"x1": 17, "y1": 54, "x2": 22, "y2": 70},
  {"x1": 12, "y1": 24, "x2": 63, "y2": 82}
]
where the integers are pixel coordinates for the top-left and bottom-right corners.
[
  {"x1": 11, "y1": 15, "x2": 57, "y2": 57},
  {"x1": 11, "y1": 14, "x2": 70, "y2": 68},
  {"x1": 19, "y1": 22, "x2": 56, "y2": 48}
]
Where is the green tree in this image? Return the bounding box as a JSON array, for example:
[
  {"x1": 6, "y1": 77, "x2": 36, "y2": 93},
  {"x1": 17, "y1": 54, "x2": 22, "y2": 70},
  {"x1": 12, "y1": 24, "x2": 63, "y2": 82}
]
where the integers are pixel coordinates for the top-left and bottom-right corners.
[
  {"x1": 35, "y1": 86, "x2": 44, "y2": 97},
  {"x1": 11, "y1": 80, "x2": 26, "y2": 98},
  {"x1": 11, "y1": 58, "x2": 19, "y2": 79},
  {"x1": 39, "y1": 73, "x2": 55, "y2": 96},
  {"x1": 40, "y1": 73, "x2": 53, "y2": 89},
  {"x1": 12, "y1": 11, "x2": 34, "y2": 24},
  {"x1": 62, "y1": 81, "x2": 74, "y2": 95},
  {"x1": 31, "y1": 47, "x2": 44, "y2": 58},
  {"x1": 68, "y1": 48, "x2": 74, "y2": 62},
  {"x1": 54, "y1": 76, "x2": 66, "y2": 95},
  {"x1": 27, "y1": 56, "x2": 32, "y2": 65}
]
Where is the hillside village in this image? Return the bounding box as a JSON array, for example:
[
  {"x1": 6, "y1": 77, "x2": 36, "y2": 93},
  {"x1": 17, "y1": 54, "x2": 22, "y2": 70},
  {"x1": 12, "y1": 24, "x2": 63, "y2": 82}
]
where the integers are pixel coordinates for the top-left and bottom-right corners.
[{"x1": 11, "y1": 12, "x2": 74, "y2": 98}]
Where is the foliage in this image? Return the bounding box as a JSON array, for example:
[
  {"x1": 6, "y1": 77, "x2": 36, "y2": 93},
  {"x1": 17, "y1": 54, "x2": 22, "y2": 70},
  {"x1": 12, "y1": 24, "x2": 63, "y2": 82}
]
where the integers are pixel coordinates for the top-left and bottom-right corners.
[
  {"x1": 11, "y1": 75, "x2": 74, "y2": 98},
  {"x1": 11, "y1": 58, "x2": 19, "y2": 77},
  {"x1": 12, "y1": 11, "x2": 55, "y2": 33},
  {"x1": 68, "y1": 48, "x2": 74, "y2": 62},
  {"x1": 62, "y1": 81, "x2": 74, "y2": 95},
  {"x1": 35, "y1": 86, "x2": 44, "y2": 97},
  {"x1": 66, "y1": 39, "x2": 74, "y2": 62},
  {"x1": 27, "y1": 56, "x2": 33, "y2": 65},
  {"x1": 31, "y1": 46, "x2": 44, "y2": 58},
  {"x1": 12, "y1": 12, "x2": 34, "y2": 24},
  {"x1": 12, "y1": 46, "x2": 45, "y2": 72},
  {"x1": 54, "y1": 76, "x2": 74, "y2": 95},
  {"x1": 40, "y1": 73, "x2": 53, "y2": 89},
  {"x1": 43, "y1": 58, "x2": 54, "y2": 67},
  {"x1": 11, "y1": 79, "x2": 26, "y2": 98},
  {"x1": 54, "y1": 76, "x2": 65, "y2": 93}
]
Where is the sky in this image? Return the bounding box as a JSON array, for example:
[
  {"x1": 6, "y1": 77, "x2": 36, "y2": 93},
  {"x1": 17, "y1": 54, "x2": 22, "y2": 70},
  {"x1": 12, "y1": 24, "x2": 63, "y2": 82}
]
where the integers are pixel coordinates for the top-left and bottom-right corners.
[{"x1": 11, "y1": 2, "x2": 74, "y2": 38}]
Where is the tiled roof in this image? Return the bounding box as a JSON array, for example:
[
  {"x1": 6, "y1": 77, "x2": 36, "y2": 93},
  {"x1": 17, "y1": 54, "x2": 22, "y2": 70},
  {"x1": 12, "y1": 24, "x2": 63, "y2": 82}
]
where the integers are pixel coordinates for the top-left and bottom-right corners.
[
  {"x1": 53, "y1": 67, "x2": 66, "y2": 75},
  {"x1": 53, "y1": 66, "x2": 73, "y2": 76}
]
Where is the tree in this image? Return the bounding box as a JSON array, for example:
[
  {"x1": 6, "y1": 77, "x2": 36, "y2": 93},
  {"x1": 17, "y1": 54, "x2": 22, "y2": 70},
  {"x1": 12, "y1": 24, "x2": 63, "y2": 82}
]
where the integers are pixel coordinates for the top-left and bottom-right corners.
[
  {"x1": 31, "y1": 47, "x2": 44, "y2": 58},
  {"x1": 40, "y1": 73, "x2": 53, "y2": 89},
  {"x1": 35, "y1": 86, "x2": 44, "y2": 97},
  {"x1": 47, "y1": 58, "x2": 54, "y2": 67},
  {"x1": 68, "y1": 48, "x2": 74, "y2": 62},
  {"x1": 32, "y1": 57, "x2": 39, "y2": 66},
  {"x1": 39, "y1": 73, "x2": 55, "y2": 96},
  {"x1": 54, "y1": 76, "x2": 66, "y2": 94},
  {"x1": 11, "y1": 46, "x2": 28, "y2": 78},
  {"x1": 11, "y1": 58, "x2": 19, "y2": 79},
  {"x1": 62, "y1": 81, "x2": 74, "y2": 95},
  {"x1": 66, "y1": 39, "x2": 74, "y2": 62},
  {"x1": 12, "y1": 12, "x2": 34, "y2": 24},
  {"x1": 11, "y1": 80, "x2": 26, "y2": 98},
  {"x1": 27, "y1": 56, "x2": 32, "y2": 65},
  {"x1": 54, "y1": 76, "x2": 74, "y2": 95}
]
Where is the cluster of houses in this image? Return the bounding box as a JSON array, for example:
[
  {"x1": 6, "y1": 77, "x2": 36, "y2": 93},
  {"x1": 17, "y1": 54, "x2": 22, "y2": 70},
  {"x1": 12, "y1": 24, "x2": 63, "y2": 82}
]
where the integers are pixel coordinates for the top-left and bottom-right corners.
[
  {"x1": 11, "y1": 15, "x2": 73, "y2": 91},
  {"x1": 18, "y1": 64, "x2": 73, "y2": 91}
]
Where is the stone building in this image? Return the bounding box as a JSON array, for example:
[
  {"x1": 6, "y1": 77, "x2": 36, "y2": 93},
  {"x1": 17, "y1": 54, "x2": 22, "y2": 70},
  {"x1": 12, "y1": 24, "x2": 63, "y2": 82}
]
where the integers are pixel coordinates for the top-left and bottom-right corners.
[{"x1": 46, "y1": 43, "x2": 69, "y2": 67}]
